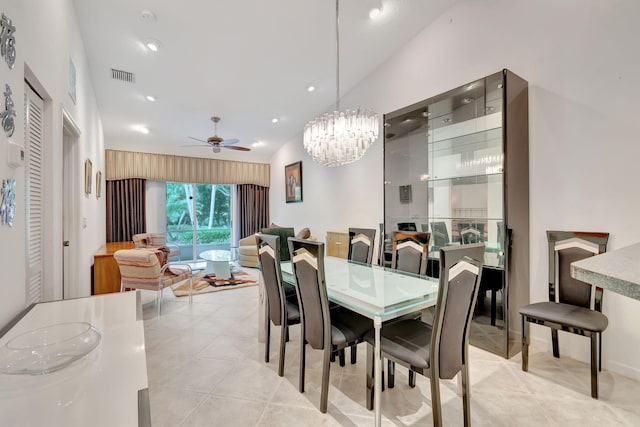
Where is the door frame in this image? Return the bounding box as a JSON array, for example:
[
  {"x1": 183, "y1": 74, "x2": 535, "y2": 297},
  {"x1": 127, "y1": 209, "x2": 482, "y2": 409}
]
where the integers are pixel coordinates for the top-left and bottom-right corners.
[{"x1": 62, "y1": 107, "x2": 80, "y2": 299}]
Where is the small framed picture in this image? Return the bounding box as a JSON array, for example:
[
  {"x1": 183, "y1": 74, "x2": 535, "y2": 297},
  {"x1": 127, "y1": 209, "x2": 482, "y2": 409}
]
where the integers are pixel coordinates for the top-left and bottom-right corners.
[
  {"x1": 84, "y1": 159, "x2": 92, "y2": 195},
  {"x1": 69, "y1": 58, "x2": 77, "y2": 105},
  {"x1": 399, "y1": 184, "x2": 412, "y2": 204},
  {"x1": 285, "y1": 161, "x2": 303, "y2": 203},
  {"x1": 95, "y1": 171, "x2": 102, "y2": 199}
]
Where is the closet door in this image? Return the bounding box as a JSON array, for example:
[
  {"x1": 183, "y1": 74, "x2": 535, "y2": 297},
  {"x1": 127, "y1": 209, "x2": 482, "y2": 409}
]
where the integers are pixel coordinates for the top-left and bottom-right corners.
[{"x1": 25, "y1": 83, "x2": 44, "y2": 304}]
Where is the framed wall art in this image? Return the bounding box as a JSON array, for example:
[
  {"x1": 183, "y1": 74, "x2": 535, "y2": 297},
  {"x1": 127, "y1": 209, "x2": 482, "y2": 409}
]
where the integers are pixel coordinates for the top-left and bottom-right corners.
[
  {"x1": 95, "y1": 170, "x2": 102, "y2": 199},
  {"x1": 84, "y1": 159, "x2": 92, "y2": 194},
  {"x1": 285, "y1": 161, "x2": 302, "y2": 203}
]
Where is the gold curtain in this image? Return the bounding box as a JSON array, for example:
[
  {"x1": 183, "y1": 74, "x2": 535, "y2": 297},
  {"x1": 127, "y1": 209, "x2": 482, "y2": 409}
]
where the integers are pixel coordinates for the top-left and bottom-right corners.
[{"x1": 105, "y1": 149, "x2": 270, "y2": 187}]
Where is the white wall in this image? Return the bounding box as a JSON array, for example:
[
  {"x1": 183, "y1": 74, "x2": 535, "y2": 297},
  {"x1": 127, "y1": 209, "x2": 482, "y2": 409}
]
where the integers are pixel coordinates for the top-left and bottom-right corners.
[
  {"x1": 0, "y1": 0, "x2": 104, "y2": 326},
  {"x1": 269, "y1": 0, "x2": 640, "y2": 379}
]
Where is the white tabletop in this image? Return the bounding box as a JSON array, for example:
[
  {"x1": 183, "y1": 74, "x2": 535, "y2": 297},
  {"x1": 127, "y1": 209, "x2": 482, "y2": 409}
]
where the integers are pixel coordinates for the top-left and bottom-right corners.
[
  {"x1": 0, "y1": 291, "x2": 148, "y2": 426},
  {"x1": 199, "y1": 249, "x2": 231, "y2": 261},
  {"x1": 281, "y1": 256, "x2": 440, "y2": 320}
]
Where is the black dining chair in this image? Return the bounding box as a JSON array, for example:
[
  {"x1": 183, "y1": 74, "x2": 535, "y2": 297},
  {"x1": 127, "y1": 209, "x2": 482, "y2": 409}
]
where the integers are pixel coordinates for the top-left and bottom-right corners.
[
  {"x1": 365, "y1": 243, "x2": 485, "y2": 426},
  {"x1": 388, "y1": 230, "x2": 430, "y2": 388},
  {"x1": 288, "y1": 238, "x2": 372, "y2": 413},
  {"x1": 257, "y1": 233, "x2": 300, "y2": 377},
  {"x1": 520, "y1": 230, "x2": 609, "y2": 398},
  {"x1": 347, "y1": 227, "x2": 377, "y2": 265}
]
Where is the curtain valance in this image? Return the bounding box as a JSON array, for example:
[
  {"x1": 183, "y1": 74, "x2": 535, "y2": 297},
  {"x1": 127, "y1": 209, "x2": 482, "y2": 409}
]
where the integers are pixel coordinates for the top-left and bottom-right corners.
[{"x1": 105, "y1": 149, "x2": 270, "y2": 187}]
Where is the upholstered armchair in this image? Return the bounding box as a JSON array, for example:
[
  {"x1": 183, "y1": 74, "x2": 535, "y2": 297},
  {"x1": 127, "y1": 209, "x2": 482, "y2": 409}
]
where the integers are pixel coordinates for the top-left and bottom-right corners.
[
  {"x1": 113, "y1": 248, "x2": 192, "y2": 316},
  {"x1": 238, "y1": 235, "x2": 259, "y2": 268},
  {"x1": 132, "y1": 233, "x2": 180, "y2": 263}
]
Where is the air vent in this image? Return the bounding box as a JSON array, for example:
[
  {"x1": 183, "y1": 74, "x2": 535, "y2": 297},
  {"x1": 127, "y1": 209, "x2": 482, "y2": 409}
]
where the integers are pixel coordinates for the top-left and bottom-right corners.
[{"x1": 111, "y1": 68, "x2": 135, "y2": 83}]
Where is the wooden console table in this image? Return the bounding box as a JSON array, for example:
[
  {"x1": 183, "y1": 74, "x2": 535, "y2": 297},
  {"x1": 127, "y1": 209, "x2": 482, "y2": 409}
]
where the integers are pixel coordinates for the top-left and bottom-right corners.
[{"x1": 93, "y1": 241, "x2": 134, "y2": 294}]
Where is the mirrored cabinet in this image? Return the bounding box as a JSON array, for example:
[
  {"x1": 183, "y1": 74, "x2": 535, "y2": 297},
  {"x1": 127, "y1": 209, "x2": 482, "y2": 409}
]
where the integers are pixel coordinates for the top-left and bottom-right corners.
[{"x1": 383, "y1": 69, "x2": 529, "y2": 357}]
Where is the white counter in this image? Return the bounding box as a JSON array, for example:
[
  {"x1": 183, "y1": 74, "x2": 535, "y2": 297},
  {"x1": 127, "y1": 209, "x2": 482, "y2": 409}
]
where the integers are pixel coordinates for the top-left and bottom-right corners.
[{"x1": 0, "y1": 291, "x2": 149, "y2": 426}]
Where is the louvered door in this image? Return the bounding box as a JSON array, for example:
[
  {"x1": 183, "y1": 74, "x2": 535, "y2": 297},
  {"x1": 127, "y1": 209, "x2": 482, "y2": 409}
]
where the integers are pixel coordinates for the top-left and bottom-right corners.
[{"x1": 25, "y1": 84, "x2": 44, "y2": 304}]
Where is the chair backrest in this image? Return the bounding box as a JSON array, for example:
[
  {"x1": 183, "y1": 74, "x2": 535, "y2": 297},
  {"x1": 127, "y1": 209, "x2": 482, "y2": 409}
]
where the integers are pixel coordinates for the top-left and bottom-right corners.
[
  {"x1": 547, "y1": 231, "x2": 609, "y2": 310},
  {"x1": 397, "y1": 222, "x2": 417, "y2": 231},
  {"x1": 430, "y1": 221, "x2": 450, "y2": 248},
  {"x1": 347, "y1": 227, "x2": 376, "y2": 264},
  {"x1": 113, "y1": 249, "x2": 163, "y2": 289},
  {"x1": 431, "y1": 243, "x2": 484, "y2": 380},
  {"x1": 261, "y1": 227, "x2": 296, "y2": 262},
  {"x1": 256, "y1": 234, "x2": 286, "y2": 326},
  {"x1": 391, "y1": 231, "x2": 430, "y2": 275},
  {"x1": 132, "y1": 233, "x2": 167, "y2": 248},
  {"x1": 288, "y1": 238, "x2": 330, "y2": 351},
  {"x1": 458, "y1": 223, "x2": 485, "y2": 244}
]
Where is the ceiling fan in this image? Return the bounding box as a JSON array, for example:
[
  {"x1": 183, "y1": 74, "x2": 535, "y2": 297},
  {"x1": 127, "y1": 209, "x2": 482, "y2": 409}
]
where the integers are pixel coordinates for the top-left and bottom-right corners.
[{"x1": 188, "y1": 116, "x2": 250, "y2": 153}]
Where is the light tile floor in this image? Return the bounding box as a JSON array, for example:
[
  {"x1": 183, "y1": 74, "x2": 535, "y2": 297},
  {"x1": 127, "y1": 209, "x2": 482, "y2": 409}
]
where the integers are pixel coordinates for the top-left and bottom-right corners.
[{"x1": 141, "y1": 269, "x2": 640, "y2": 427}]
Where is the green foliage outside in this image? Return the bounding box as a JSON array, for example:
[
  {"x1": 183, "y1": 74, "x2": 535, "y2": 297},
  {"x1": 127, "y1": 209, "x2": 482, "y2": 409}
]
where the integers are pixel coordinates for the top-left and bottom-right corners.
[{"x1": 165, "y1": 182, "x2": 231, "y2": 244}]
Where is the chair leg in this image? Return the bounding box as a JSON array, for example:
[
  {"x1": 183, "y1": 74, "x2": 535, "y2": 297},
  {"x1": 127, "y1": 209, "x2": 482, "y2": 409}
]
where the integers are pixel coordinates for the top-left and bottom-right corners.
[
  {"x1": 299, "y1": 338, "x2": 306, "y2": 393},
  {"x1": 366, "y1": 343, "x2": 374, "y2": 411},
  {"x1": 591, "y1": 333, "x2": 598, "y2": 399},
  {"x1": 285, "y1": 326, "x2": 290, "y2": 343},
  {"x1": 490, "y1": 290, "x2": 497, "y2": 326},
  {"x1": 339, "y1": 348, "x2": 346, "y2": 367},
  {"x1": 430, "y1": 373, "x2": 443, "y2": 427},
  {"x1": 351, "y1": 343, "x2": 357, "y2": 364},
  {"x1": 264, "y1": 318, "x2": 271, "y2": 363},
  {"x1": 409, "y1": 369, "x2": 416, "y2": 388},
  {"x1": 278, "y1": 322, "x2": 287, "y2": 377},
  {"x1": 330, "y1": 352, "x2": 336, "y2": 363},
  {"x1": 599, "y1": 332, "x2": 603, "y2": 372},
  {"x1": 551, "y1": 328, "x2": 560, "y2": 358},
  {"x1": 521, "y1": 316, "x2": 529, "y2": 372},
  {"x1": 461, "y1": 363, "x2": 471, "y2": 427},
  {"x1": 388, "y1": 359, "x2": 395, "y2": 389},
  {"x1": 320, "y1": 346, "x2": 332, "y2": 413}
]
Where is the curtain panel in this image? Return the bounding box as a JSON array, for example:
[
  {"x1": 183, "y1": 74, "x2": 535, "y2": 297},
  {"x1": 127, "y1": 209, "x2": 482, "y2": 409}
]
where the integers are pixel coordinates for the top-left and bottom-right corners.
[
  {"x1": 106, "y1": 179, "x2": 146, "y2": 242},
  {"x1": 237, "y1": 184, "x2": 270, "y2": 238},
  {"x1": 105, "y1": 149, "x2": 270, "y2": 187}
]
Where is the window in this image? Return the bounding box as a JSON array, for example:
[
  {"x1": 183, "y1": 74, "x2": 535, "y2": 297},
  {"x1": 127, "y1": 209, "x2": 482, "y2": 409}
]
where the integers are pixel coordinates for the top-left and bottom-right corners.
[{"x1": 165, "y1": 182, "x2": 232, "y2": 261}]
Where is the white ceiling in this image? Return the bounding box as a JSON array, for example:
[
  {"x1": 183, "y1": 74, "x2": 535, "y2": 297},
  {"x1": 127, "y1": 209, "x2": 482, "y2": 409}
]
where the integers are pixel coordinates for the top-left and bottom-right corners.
[{"x1": 73, "y1": 0, "x2": 459, "y2": 163}]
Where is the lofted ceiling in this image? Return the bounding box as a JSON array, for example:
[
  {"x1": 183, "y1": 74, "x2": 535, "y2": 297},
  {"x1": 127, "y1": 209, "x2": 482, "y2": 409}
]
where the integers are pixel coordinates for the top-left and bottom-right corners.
[{"x1": 73, "y1": 0, "x2": 459, "y2": 163}]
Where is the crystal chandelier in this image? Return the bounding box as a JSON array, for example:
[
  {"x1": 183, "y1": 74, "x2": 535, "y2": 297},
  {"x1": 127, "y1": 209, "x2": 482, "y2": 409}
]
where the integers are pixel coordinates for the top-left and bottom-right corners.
[{"x1": 303, "y1": 0, "x2": 379, "y2": 167}]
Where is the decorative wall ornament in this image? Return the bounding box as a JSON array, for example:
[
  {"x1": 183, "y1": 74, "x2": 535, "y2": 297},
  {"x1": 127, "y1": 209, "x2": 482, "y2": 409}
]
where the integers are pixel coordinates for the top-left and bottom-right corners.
[
  {"x1": 84, "y1": 159, "x2": 92, "y2": 195},
  {"x1": 1, "y1": 178, "x2": 16, "y2": 226},
  {"x1": 95, "y1": 171, "x2": 102, "y2": 199},
  {"x1": 1, "y1": 84, "x2": 16, "y2": 137},
  {"x1": 0, "y1": 13, "x2": 16, "y2": 69}
]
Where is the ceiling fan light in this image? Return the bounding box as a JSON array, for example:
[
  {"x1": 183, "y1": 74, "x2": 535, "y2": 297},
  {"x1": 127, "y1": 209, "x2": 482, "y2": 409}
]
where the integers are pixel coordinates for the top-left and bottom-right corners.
[{"x1": 145, "y1": 95, "x2": 156, "y2": 102}]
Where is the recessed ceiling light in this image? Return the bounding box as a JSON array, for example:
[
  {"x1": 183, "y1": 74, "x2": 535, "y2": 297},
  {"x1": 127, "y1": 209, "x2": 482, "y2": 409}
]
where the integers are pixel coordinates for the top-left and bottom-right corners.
[
  {"x1": 141, "y1": 10, "x2": 156, "y2": 22},
  {"x1": 145, "y1": 95, "x2": 156, "y2": 102},
  {"x1": 369, "y1": 7, "x2": 382, "y2": 20},
  {"x1": 307, "y1": 84, "x2": 316, "y2": 92},
  {"x1": 252, "y1": 141, "x2": 265, "y2": 147},
  {"x1": 133, "y1": 125, "x2": 150, "y2": 134},
  {"x1": 466, "y1": 83, "x2": 476, "y2": 91},
  {"x1": 421, "y1": 111, "x2": 431, "y2": 118},
  {"x1": 271, "y1": 118, "x2": 279, "y2": 124},
  {"x1": 498, "y1": 83, "x2": 504, "y2": 89},
  {"x1": 144, "y1": 39, "x2": 161, "y2": 51},
  {"x1": 442, "y1": 118, "x2": 451, "y2": 124},
  {"x1": 462, "y1": 97, "x2": 473, "y2": 104},
  {"x1": 403, "y1": 118, "x2": 414, "y2": 123}
]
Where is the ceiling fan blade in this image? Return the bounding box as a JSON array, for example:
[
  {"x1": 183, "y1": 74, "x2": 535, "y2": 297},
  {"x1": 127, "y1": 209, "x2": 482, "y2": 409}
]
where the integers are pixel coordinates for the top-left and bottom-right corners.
[
  {"x1": 188, "y1": 136, "x2": 207, "y2": 143},
  {"x1": 221, "y1": 138, "x2": 239, "y2": 145},
  {"x1": 223, "y1": 145, "x2": 251, "y2": 151}
]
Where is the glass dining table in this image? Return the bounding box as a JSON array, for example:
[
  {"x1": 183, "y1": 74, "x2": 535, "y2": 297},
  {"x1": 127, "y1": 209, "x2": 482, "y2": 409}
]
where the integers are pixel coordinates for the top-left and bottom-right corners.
[{"x1": 279, "y1": 256, "x2": 440, "y2": 426}]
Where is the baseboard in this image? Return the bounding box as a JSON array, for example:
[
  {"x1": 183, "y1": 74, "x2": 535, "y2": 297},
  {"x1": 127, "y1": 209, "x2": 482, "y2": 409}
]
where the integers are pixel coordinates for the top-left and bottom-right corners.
[{"x1": 606, "y1": 361, "x2": 640, "y2": 382}]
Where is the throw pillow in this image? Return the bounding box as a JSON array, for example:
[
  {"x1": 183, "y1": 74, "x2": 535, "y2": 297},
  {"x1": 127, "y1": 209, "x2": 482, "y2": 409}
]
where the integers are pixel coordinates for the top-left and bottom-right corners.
[{"x1": 296, "y1": 227, "x2": 311, "y2": 239}]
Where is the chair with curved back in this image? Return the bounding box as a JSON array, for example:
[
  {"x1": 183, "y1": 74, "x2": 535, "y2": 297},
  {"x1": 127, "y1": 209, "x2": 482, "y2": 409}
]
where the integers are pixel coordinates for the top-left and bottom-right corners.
[
  {"x1": 391, "y1": 231, "x2": 430, "y2": 276},
  {"x1": 257, "y1": 233, "x2": 300, "y2": 377},
  {"x1": 520, "y1": 230, "x2": 609, "y2": 398},
  {"x1": 430, "y1": 221, "x2": 450, "y2": 251},
  {"x1": 458, "y1": 223, "x2": 485, "y2": 244},
  {"x1": 114, "y1": 249, "x2": 192, "y2": 317},
  {"x1": 388, "y1": 230, "x2": 431, "y2": 388},
  {"x1": 347, "y1": 227, "x2": 377, "y2": 264},
  {"x1": 365, "y1": 243, "x2": 485, "y2": 426},
  {"x1": 288, "y1": 238, "x2": 372, "y2": 413}
]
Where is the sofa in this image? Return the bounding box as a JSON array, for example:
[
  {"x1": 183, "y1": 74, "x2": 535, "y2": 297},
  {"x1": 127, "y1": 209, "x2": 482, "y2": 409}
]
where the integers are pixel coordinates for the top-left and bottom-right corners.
[{"x1": 236, "y1": 226, "x2": 313, "y2": 267}]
